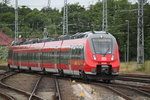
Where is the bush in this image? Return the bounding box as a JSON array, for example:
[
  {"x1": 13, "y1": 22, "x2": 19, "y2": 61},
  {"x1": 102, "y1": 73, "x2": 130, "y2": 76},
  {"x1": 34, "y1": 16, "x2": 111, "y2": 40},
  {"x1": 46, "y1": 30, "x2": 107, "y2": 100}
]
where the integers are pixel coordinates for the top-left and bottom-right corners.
[{"x1": 0, "y1": 46, "x2": 8, "y2": 62}]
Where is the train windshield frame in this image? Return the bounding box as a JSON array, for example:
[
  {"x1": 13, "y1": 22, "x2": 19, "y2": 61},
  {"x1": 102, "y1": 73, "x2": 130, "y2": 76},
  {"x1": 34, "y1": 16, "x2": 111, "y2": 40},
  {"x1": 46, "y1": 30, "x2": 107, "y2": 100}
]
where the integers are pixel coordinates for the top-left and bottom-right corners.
[{"x1": 92, "y1": 38, "x2": 113, "y2": 55}]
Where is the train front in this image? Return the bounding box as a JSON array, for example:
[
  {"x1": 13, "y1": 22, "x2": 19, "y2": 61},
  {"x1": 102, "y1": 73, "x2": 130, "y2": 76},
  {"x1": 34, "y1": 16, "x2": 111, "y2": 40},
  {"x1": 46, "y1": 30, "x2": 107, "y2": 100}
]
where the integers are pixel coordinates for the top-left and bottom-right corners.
[{"x1": 84, "y1": 31, "x2": 120, "y2": 80}]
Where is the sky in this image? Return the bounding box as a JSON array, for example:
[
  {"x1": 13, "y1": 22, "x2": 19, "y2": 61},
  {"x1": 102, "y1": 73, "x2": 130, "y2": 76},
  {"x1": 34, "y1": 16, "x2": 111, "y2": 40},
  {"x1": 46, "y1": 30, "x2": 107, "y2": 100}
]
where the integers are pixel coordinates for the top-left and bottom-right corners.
[{"x1": 1, "y1": 0, "x2": 150, "y2": 10}]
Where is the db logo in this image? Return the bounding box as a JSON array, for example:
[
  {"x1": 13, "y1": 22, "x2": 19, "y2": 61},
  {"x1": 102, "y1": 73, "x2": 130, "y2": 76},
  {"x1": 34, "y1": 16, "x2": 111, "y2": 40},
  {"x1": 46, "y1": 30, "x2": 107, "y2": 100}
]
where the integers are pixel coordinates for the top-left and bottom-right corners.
[{"x1": 102, "y1": 57, "x2": 107, "y2": 61}]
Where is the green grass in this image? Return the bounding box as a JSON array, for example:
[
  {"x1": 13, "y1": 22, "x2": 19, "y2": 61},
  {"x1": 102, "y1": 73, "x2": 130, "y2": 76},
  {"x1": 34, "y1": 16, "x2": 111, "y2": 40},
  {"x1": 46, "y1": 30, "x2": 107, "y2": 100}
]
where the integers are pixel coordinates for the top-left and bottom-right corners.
[
  {"x1": 120, "y1": 61, "x2": 150, "y2": 74},
  {"x1": 0, "y1": 61, "x2": 7, "y2": 66}
]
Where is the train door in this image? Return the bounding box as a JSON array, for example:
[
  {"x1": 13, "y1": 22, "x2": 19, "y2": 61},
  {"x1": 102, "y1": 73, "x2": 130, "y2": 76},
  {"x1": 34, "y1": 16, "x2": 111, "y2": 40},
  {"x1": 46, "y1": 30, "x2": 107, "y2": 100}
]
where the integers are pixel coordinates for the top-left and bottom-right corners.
[
  {"x1": 10, "y1": 52, "x2": 18, "y2": 69},
  {"x1": 68, "y1": 46, "x2": 74, "y2": 75},
  {"x1": 70, "y1": 46, "x2": 76, "y2": 75},
  {"x1": 58, "y1": 47, "x2": 64, "y2": 75},
  {"x1": 38, "y1": 52, "x2": 42, "y2": 70},
  {"x1": 18, "y1": 53, "x2": 21, "y2": 67},
  {"x1": 54, "y1": 47, "x2": 58, "y2": 73},
  {"x1": 11, "y1": 52, "x2": 14, "y2": 68}
]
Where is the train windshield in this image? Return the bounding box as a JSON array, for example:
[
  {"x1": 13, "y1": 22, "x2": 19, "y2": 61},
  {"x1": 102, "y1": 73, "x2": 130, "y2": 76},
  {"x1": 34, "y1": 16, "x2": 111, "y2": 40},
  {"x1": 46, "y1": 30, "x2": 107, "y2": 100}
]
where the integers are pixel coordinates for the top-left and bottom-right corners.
[{"x1": 92, "y1": 38, "x2": 113, "y2": 55}]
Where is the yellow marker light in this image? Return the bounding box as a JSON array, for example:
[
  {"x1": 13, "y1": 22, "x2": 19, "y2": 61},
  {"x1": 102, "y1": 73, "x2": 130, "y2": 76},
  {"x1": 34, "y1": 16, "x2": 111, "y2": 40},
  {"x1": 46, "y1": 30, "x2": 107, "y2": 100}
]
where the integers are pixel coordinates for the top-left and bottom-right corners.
[
  {"x1": 72, "y1": 80, "x2": 76, "y2": 83},
  {"x1": 79, "y1": 93, "x2": 85, "y2": 97}
]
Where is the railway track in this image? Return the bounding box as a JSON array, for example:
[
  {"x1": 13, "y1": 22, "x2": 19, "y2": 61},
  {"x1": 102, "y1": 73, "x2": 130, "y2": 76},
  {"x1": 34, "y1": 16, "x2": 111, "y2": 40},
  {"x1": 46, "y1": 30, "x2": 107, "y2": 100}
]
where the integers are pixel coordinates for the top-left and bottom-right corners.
[
  {"x1": 114, "y1": 73, "x2": 150, "y2": 98},
  {"x1": 0, "y1": 71, "x2": 11, "y2": 76},
  {"x1": 28, "y1": 75, "x2": 43, "y2": 100},
  {"x1": 0, "y1": 91, "x2": 15, "y2": 100},
  {"x1": 55, "y1": 77, "x2": 62, "y2": 100},
  {"x1": 54, "y1": 76, "x2": 142, "y2": 100},
  {"x1": 91, "y1": 81, "x2": 150, "y2": 100},
  {"x1": 0, "y1": 71, "x2": 44, "y2": 100},
  {"x1": 58, "y1": 75, "x2": 150, "y2": 100},
  {"x1": 1, "y1": 70, "x2": 149, "y2": 100},
  {"x1": 28, "y1": 74, "x2": 62, "y2": 100},
  {"x1": 116, "y1": 74, "x2": 150, "y2": 83},
  {"x1": 21, "y1": 72, "x2": 62, "y2": 100},
  {"x1": 113, "y1": 82, "x2": 150, "y2": 97},
  {"x1": 49, "y1": 74, "x2": 150, "y2": 99}
]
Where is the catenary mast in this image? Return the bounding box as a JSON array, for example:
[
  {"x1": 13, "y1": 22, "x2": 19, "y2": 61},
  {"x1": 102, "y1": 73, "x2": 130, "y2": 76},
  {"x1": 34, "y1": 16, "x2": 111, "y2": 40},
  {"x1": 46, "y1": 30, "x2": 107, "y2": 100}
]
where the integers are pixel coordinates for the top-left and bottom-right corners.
[
  {"x1": 102, "y1": 0, "x2": 108, "y2": 31},
  {"x1": 137, "y1": 0, "x2": 147, "y2": 64},
  {"x1": 63, "y1": 0, "x2": 68, "y2": 35},
  {"x1": 15, "y1": 0, "x2": 18, "y2": 41}
]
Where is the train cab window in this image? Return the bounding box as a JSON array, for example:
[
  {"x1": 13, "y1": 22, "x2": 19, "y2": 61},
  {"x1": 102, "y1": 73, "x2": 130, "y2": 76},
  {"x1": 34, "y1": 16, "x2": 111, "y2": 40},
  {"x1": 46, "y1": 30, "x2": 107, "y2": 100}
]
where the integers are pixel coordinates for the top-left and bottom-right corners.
[{"x1": 92, "y1": 38, "x2": 113, "y2": 55}]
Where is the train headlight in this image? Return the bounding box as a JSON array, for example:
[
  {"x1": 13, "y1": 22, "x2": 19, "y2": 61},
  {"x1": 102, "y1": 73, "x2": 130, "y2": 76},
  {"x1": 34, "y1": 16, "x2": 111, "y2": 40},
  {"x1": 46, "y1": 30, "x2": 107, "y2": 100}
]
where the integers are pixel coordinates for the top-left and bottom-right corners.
[
  {"x1": 111, "y1": 55, "x2": 115, "y2": 61},
  {"x1": 93, "y1": 55, "x2": 97, "y2": 60}
]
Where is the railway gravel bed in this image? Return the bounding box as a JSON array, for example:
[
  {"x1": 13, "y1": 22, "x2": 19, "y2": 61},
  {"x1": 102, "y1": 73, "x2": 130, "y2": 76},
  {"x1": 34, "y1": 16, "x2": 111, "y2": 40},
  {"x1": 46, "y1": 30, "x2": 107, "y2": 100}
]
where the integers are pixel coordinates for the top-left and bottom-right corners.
[
  {"x1": 0, "y1": 71, "x2": 29, "y2": 100},
  {"x1": 91, "y1": 82, "x2": 150, "y2": 100},
  {"x1": 56, "y1": 77, "x2": 128, "y2": 100},
  {"x1": 0, "y1": 91, "x2": 15, "y2": 100},
  {"x1": 58, "y1": 79, "x2": 78, "y2": 100},
  {"x1": 35, "y1": 76, "x2": 56, "y2": 100},
  {"x1": 71, "y1": 81, "x2": 126, "y2": 100},
  {"x1": 114, "y1": 74, "x2": 150, "y2": 97},
  {"x1": 1, "y1": 69, "x2": 150, "y2": 100},
  {"x1": 3, "y1": 72, "x2": 40, "y2": 92},
  {"x1": 0, "y1": 71, "x2": 44, "y2": 100}
]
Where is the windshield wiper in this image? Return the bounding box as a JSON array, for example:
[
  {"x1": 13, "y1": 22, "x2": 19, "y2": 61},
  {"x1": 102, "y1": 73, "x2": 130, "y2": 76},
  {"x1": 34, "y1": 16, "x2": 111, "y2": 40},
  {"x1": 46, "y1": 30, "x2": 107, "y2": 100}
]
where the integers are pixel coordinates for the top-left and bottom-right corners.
[{"x1": 103, "y1": 47, "x2": 110, "y2": 56}]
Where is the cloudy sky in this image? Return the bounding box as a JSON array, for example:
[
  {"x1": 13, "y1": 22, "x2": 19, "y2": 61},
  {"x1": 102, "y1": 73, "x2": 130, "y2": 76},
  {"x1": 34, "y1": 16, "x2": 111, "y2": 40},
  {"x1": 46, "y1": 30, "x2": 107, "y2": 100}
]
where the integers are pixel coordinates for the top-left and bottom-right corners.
[{"x1": 1, "y1": 0, "x2": 150, "y2": 10}]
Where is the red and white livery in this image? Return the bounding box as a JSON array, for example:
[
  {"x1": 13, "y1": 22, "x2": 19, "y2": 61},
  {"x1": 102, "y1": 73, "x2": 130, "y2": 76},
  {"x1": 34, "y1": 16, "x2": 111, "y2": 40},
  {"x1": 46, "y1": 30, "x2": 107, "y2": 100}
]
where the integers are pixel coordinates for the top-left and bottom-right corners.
[{"x1": 8, "y1": 31, "x2": 120, "y2": 81}]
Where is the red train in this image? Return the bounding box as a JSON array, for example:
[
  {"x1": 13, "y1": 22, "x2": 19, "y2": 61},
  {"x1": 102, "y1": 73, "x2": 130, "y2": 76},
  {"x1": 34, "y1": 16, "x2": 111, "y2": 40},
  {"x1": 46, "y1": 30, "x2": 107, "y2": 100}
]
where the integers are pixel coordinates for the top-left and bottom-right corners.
[{"x1": 8, "y1": 31, "x2": 120, "y2": 82}]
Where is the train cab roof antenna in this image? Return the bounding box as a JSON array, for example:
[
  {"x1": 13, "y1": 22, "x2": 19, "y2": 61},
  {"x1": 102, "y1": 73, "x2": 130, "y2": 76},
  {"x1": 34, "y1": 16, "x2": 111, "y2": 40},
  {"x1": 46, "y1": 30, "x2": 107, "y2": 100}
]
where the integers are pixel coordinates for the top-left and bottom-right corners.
[{"x1": 92, "y1": 30, "x2": 95, "y2": 34}]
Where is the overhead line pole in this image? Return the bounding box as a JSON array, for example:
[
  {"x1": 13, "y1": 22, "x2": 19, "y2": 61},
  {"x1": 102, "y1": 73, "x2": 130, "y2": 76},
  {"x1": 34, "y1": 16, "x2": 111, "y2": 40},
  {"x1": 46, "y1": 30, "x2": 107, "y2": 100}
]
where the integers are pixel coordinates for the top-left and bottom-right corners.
[
  {"x1": 63, "y1": 0, "x2": 68, "y2": 35},
  {"x1": 137, "y1": 0, "x2": 147, "y2": 64},
  {"x1": 126, "y1": 20, "x2": 130, "y2": 64},
  {"x1": 47, "y1": 0, "x2": 51, "y2": 8},
  {"x1": 15, "y1": 0, "x2": 18, "y2": 41},
  {"x1": 102, "y1": 0, "x2": 108, "y2": 31}
]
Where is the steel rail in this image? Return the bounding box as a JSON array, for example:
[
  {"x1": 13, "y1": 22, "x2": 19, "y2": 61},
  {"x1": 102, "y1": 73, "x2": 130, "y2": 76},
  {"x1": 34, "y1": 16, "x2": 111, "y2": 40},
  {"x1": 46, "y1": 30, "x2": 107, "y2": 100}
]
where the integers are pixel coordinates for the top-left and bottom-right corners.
[
  {"x1": 55, "y1": 75, "x2": 133, "y2": 100},
  {"x1": 112, "y1": 83, "x2": 150, "y2": 98},
  {"x1": 115, "y1": 76, "x2": 150, "y2": 83},
  {"x1": 55, "y1": 78, "x2": 62, "y2": 100},
  {"x1": 0, "y1": 91, "x2": 15, "y2": 100},
  {"x1": 139, "y1": 87, "x2": 150, "y2": 93},
  {"x1": 28, "y1": 75, "x2": 43, "y2": 100},
  {"x1": 56, "y1": 75, "x2": 150, "y2": 98},
  {"x1": 92, "y1": 83, "x2": 133, "y2": 100},
  {"x1": 0, "y1": 71, "x2": 11, "y2": 76},
  {"x1": 0, "y1": 71, "x2": 44, "y2": 100},
  {"x1": 119, "y1": 74, "x2": 150, "y2": 79}
]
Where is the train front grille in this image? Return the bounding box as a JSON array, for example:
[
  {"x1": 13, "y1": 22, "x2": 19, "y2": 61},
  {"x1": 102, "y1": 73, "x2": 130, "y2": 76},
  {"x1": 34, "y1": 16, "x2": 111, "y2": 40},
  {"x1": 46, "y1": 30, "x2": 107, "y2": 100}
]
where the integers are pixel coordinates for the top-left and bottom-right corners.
[{"x1": 96, "y1": 65, "x2": 112, "y2": 75}]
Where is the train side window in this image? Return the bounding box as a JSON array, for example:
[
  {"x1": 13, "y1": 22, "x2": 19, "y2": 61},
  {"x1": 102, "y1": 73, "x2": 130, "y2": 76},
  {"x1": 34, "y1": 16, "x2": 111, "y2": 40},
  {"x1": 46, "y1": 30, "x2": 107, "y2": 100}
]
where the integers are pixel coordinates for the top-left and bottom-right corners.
[
  {"x1": 27, "y1": 53, "x2": 29, "y2": 62},
  {"x1": 74, "y1": 46, "x2": 77, "y2": 55},
  {"x1": 75, "y1": 46, "x2": 79, "y2": 59},
  {"x1": 72, "y1": 46, "x2": 75, "y2": 59},
  {"x1": 35, "y1": 52, "x2": 37, "y2": 63},
  {"x1": 72, "y1": 47, "x2": 74, "y2": 55}
]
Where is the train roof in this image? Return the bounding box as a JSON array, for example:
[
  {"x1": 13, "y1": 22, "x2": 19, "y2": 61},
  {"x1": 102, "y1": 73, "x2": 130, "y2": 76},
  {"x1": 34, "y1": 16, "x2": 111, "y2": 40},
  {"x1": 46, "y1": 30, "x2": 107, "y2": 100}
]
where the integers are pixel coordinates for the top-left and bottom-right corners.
[{"x1": 11, "y1": 31, "x2": 113, "y2": 46}]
